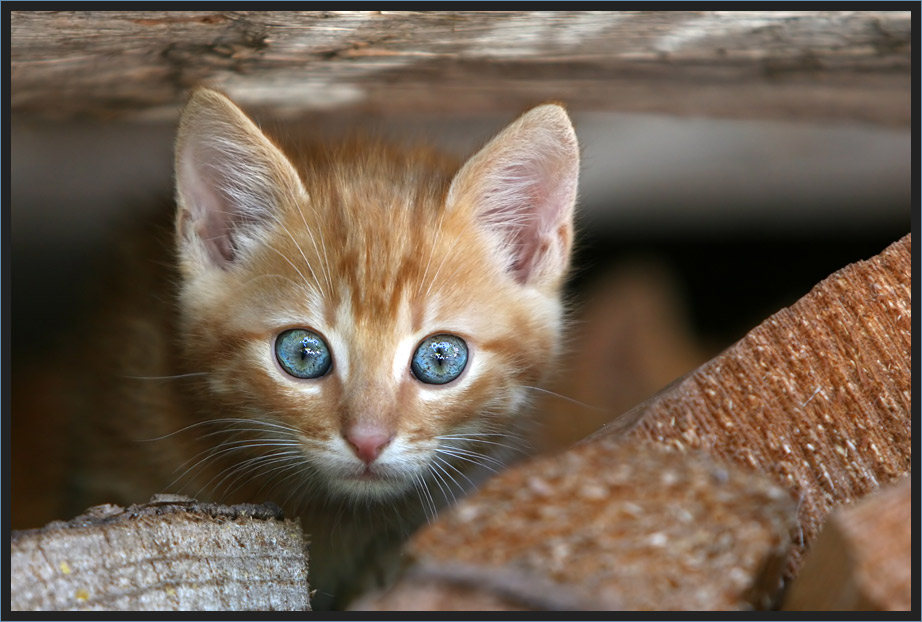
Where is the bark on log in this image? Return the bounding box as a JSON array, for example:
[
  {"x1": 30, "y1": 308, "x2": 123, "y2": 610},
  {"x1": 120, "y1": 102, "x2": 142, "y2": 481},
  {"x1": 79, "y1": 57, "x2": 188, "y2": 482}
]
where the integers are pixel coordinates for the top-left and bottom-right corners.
[
  {"x1": 9, "y1": 497, "x2": 311, "y2": 611},
  {"x1": 357, "y1": 443, "x2": 798, "y2": 611},
  {"x1": 9, "y1": 11, "x2": 911, "y2": 125},
  {"x1": 599, "y1": 234, "x2": 912, "y2": 577},
  {"x1": 783, "y1": 476, "x2": 912, "y2": 611}
]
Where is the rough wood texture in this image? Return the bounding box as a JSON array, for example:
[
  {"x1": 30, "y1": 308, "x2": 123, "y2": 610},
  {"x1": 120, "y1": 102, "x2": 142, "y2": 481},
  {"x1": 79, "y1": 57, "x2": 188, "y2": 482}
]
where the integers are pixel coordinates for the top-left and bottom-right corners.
[
  {"x1": 9, "y1": 497, "x2": 311, "y2": 611},
  {"x1": 358, "y1": 443, "x2": 797, "y2": 611},
  {"x1": 783, "y1": 476, "x2": 912, "y2": 611},
  {"x1": 10, "y1": 11, "x2": 911, "y2": 124},
  {"x1": 594, "y1": 234, "x2": 912, "y2": 577}
]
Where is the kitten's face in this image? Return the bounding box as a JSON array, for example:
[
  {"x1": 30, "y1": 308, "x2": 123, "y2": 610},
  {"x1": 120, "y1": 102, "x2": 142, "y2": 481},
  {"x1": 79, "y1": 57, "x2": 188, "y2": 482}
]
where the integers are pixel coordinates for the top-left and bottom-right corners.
[{"x1": 174, "y1": 90, "x2": 579, "y2": 506}]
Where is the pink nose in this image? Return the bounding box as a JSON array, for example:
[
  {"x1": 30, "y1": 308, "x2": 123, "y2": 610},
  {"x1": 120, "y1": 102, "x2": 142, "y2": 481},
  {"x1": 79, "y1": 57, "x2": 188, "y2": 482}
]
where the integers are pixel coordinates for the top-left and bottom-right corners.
[{"x1": 344, "y1": 424, "x2": 394, "y2": 465}]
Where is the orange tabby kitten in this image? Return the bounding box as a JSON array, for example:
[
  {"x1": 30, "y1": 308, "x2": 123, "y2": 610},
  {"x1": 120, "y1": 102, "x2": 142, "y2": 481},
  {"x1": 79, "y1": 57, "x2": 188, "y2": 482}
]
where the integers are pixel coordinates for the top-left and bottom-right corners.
[{"x1": 12, "y1": 88, "x2": 579, "y2": 608}]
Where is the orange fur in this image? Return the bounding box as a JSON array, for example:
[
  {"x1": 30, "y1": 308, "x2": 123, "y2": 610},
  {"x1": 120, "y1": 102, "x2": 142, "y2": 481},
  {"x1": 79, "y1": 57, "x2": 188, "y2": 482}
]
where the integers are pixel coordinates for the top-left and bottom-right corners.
[{"x1": 13, "y1": 89, "x2": 580, "y2": 609}]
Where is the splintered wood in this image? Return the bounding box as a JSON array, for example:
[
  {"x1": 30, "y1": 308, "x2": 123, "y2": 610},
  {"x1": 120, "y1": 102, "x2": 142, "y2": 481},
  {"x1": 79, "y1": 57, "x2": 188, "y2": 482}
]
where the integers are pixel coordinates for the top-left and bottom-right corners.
[
  {"x1": 784, "y1": 477, "x2": 912, "y2": 611},
  {"x1": 358, "y1": 234, "x2": 911, "y2": 611},
  {"x1": 9, "y1": 497, "x2": 311, "y2": 611}
]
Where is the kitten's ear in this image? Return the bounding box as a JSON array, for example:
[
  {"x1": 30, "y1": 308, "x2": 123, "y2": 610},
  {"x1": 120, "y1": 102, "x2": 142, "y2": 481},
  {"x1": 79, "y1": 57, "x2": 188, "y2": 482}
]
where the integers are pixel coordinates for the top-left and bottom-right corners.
[
  {"x1": 174, "y1": 88, "x2": 307, "y2": 270},
  {"x1": 446, "y1": 104, "x2": 579, "y2": 288}
]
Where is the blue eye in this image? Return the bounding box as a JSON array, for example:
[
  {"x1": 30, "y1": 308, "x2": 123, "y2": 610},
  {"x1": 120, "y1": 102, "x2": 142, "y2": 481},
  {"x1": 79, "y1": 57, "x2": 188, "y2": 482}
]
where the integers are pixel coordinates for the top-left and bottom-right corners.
[
  {"x1": 275, "y1": 329, "x2": 332, "y2": 379},
  {"x1": 411, "y1": 334, "x2": 468, "y2": 385}
]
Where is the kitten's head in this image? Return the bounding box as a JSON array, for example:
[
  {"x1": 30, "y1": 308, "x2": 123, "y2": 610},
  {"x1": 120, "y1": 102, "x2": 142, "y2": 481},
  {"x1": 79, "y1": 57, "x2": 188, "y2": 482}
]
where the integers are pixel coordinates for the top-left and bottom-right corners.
[{"x1": 173, "y1": 89, "x2": 579, "y2": 507}]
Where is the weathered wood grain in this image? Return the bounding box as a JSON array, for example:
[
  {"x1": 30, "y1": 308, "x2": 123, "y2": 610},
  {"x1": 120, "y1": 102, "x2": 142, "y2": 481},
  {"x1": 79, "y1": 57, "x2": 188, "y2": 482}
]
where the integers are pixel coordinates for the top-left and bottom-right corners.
[
  {"x1": 10, "y1": 11, "x2": 911, "y2": 124},
  {"x1": 9, "y1": 497, "x2": 311, "y2": 611},
  {"x1": 595, "y1": 234, "x2": 912, "y2": 577}
]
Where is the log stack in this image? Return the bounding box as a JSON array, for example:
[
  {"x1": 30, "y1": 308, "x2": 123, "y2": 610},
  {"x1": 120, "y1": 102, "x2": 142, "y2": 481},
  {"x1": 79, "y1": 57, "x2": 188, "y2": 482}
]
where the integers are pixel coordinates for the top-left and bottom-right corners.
[{"x1": 10, "y1": 237, "x2": 911, "y2": 612}]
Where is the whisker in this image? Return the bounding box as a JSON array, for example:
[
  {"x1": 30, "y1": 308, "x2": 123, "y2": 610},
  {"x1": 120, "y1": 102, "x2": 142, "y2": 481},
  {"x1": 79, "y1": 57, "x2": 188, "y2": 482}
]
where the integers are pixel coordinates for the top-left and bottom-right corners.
[
  {"x1": 214, "y1": 451, "x2": 305, "y2": 500},
  {"x1": 292, "y1": 202, "x2": 335, "y2": 296},
  {"x1": 432, "y1": 454, "x2": 477, "y2": 491},
  {"x1": 164, "y1": 427, "x2": 301, "y2": 492},
  {"x1": 435, "y1": 447, "x2": 503, "y2": 473},
  {"x1": 436, "y1": 426, "x2": 531, "y2": 452},
  {"x1": 238, "y1": 271, "x2": 305, "y2": 291},
  {"x1": 193, "y1": 445, "x2": 302, "y2": 500},
  {"x1": 425, "y1": 461, "x2": 455, "y2": 507},
  {"x1": 521, "y1": 385, "x2": 606, "y2": 412},
  {"x1": 275, "y1": 464, "x2": 320, "y2": 509},
  {"x1": 138, "y1": 416, "x2": 303, "y2": 443},
  {"x1": 430, "y1": 458, "x2": 466, "y2": 503},
  {"x1": 122, "y1": 372, "x2": 209, "y2": 381},
  {"x1": 417, "y1": 208, "x2": 447, "y2": 298},
  {"x1": 263, "y1": 242, "x2": 321, "y2": 300},
  {"x1": 435, "y1": 432, "x2": 517, "y2": 438},
  {"x1": 424, "y1": 247, "x2": 452, "y2": 299},
  {"x1": 275, "y1": 220, "x2": 328, "y2": 298},
  {"x1": 413, "y1": 473, "x2": 437, "y2": 525},
  {"x1": 435, "y1": 435, "x2": 528, "y2": 455},
  {"x1": 166, "y1": 441, "x2": 273, "y2": 494}
]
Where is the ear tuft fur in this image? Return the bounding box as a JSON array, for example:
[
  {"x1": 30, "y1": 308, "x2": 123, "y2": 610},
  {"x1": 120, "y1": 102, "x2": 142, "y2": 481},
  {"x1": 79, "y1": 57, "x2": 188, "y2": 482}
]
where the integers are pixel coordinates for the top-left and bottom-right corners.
[
  {"x1": 174, "y1": 88, "x2": 307, "y2": 271},
  {"x1": 446, "y1": 104, "x2": 579, "y2": 289}
]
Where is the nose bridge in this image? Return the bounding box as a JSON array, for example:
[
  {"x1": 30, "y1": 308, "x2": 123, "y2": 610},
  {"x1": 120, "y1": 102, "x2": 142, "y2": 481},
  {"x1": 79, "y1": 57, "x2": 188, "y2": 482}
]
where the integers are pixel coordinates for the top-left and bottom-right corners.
[
  {"x1": 340, "y1": 327, "x2": 400, "y2": 429},
  {"x1": 344, "y1": 377, "x2": 394, "y2": 424}
]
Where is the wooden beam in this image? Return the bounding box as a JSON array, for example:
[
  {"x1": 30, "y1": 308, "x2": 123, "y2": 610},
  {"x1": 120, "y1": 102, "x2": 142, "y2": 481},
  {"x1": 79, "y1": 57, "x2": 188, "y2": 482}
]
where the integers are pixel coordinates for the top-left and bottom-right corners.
[{"x1": 10, "y1": 11, "x2": 911, "y2": 124}]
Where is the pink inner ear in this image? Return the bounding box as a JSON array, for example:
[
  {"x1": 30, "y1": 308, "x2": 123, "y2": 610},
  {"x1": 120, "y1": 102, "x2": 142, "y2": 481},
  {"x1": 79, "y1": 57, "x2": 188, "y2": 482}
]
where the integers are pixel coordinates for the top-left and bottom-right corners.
[
  {"x1": 447, "y1": 104, "x2": 579, "y2": 287},
  {"x1": 175, "y1": 90, "x2": 308, "y2": 272},
  {"x1": 480, "y1": 155, "x2": 576, "y2": 285},
  {"x1": 177, "y1": 130, "x2": 298, "y2": 270},
  {"x1": 179, "y1": 152, "x2": 239, "y2": 265}
]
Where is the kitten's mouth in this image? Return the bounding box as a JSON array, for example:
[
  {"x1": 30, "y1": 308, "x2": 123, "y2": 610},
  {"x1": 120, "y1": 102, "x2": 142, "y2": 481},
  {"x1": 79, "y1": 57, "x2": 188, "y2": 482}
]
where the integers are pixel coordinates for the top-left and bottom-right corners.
[
  {"x1": 350, "y1": 468, "x2": 382, "y2": 481},
  {"x1": 334, "y1": 465, "x2": 412, "y2": 500}
]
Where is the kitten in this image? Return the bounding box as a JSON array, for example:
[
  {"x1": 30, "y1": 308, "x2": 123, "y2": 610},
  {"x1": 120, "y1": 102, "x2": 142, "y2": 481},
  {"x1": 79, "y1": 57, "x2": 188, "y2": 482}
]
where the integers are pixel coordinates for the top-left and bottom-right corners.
[{"x1": 12, "y1": 88, "x2": 580, "y2": 609}]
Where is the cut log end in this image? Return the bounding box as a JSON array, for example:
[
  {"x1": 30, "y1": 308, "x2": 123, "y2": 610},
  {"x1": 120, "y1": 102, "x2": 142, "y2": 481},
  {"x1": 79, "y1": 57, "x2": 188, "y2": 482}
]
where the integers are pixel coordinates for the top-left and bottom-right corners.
[{"x1": 9, "y1": 497, "x2": 312, "y2": 612}]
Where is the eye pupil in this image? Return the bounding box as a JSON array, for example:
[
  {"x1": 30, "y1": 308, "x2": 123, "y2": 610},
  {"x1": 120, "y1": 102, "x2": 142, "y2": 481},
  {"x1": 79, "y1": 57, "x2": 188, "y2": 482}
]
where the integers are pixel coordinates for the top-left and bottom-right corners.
[
  {"x1": 411, "y1": 334, "x2": 467, "y2": 385},
  {"x1": 276, "y1": 329, "x2": 332, "y2": 379}
]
